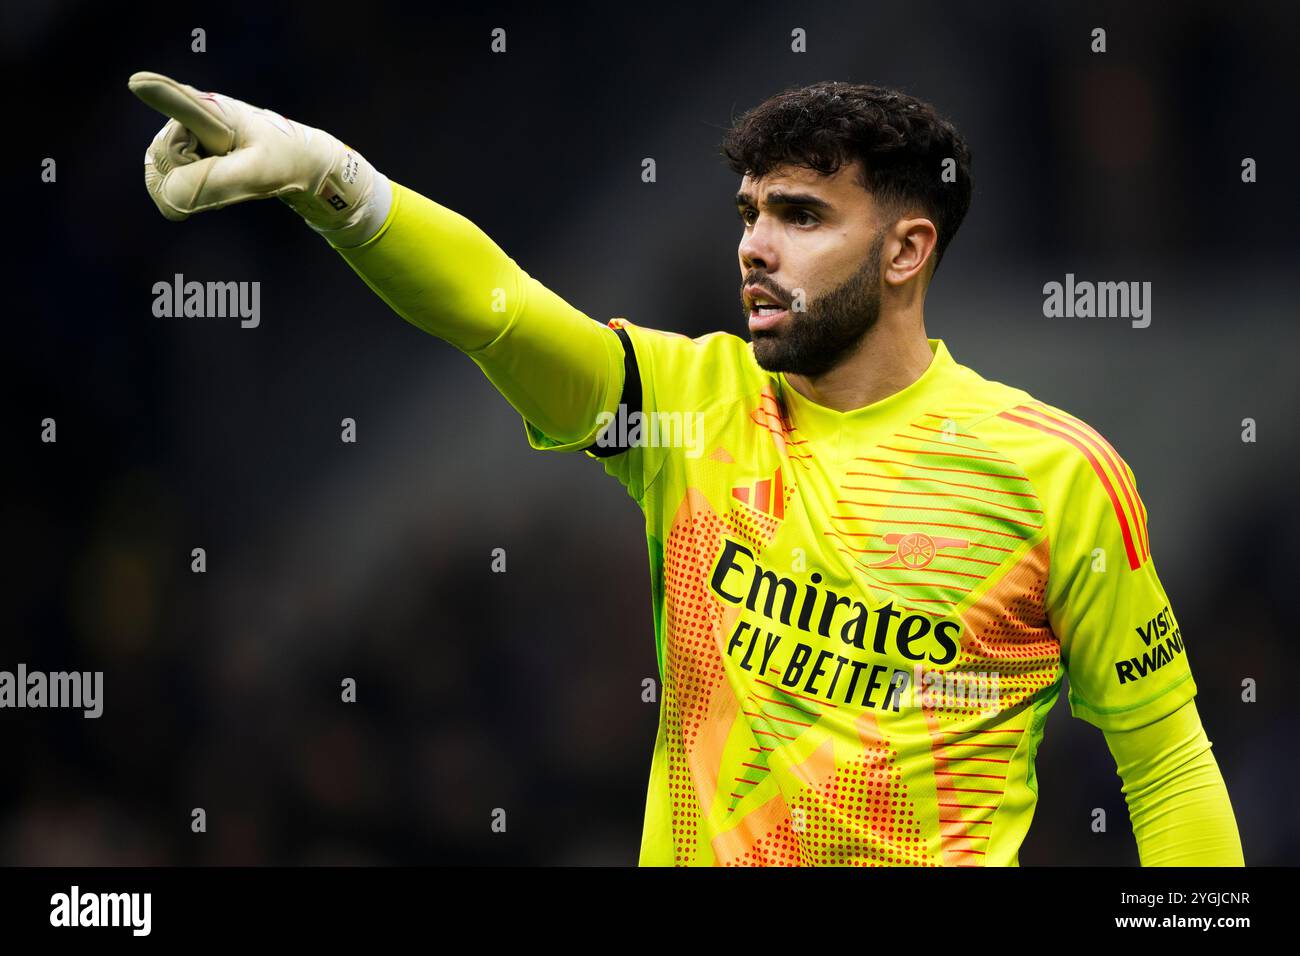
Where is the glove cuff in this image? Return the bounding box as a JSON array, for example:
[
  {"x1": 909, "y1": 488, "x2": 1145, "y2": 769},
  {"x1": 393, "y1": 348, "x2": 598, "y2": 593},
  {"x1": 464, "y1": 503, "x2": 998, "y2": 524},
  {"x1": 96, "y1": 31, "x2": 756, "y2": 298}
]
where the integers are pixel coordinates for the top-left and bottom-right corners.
[{"x1": 306, "y1": 171, "x2": 393, "y2": 248}]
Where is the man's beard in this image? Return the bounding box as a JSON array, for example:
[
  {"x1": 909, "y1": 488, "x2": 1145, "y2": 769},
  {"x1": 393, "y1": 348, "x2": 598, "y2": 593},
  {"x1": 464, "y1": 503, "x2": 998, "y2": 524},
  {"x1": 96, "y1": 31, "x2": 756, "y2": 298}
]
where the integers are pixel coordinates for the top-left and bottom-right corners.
[{"x1": 746, "y1": 230, "x2": 885, "y2": 377}]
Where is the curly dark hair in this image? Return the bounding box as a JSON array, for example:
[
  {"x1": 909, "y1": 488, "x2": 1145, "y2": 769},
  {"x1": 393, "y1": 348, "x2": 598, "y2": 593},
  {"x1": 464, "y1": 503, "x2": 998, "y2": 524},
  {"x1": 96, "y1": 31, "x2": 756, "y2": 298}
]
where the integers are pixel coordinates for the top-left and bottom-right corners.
[{"x1": 721, "y1": 81, "x2": 973, "y2": 275}]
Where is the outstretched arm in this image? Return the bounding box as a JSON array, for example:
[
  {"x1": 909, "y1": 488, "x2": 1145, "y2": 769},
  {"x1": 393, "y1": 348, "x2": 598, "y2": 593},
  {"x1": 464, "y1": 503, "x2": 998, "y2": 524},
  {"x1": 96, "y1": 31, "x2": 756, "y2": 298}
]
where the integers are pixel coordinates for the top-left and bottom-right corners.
[
  {"x1": 129, "y1": 71, "x2": 624, "y2": 448},
  {"x1": 329, "y1": 179, "x2": 625, "y2": 446},
  {"x1": 1103, "y1": 699, "x2": 1244, "y2": 866}
]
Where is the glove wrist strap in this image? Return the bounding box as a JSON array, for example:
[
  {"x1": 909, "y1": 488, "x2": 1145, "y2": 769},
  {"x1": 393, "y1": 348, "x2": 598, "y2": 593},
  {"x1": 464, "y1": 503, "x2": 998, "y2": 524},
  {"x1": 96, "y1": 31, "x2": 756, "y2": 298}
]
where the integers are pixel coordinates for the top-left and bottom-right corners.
[{"x1": 303, "y1": 171, "x2": 393, "y2": 248}]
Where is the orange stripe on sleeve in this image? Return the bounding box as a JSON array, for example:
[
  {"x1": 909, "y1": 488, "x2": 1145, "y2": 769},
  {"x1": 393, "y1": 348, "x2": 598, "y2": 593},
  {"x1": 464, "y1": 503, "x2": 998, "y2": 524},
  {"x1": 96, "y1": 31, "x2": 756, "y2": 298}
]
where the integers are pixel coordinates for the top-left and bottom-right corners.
[
  {"x1": 1023, "y1": 404, "x2": 1149, "y2": 561},
  {"x1": 997, "y1": 408, "x2": 1143, "y2": 570}
]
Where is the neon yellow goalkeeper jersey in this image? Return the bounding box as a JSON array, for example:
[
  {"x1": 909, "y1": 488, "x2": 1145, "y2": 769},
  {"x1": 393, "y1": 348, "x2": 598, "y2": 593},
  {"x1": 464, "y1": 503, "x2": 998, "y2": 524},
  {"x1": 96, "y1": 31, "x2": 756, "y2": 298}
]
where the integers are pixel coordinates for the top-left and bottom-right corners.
[{"x1": 524, "y1": 321, "x2": 1196, "y2": 867}]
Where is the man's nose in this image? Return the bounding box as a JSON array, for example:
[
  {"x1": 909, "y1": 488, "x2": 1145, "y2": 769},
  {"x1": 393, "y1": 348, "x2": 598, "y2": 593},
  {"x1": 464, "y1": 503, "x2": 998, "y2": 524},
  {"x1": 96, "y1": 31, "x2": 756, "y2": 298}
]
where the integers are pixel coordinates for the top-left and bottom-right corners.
[{"x1": 739, "y1": 220, "x2": 778, "y2": 272}]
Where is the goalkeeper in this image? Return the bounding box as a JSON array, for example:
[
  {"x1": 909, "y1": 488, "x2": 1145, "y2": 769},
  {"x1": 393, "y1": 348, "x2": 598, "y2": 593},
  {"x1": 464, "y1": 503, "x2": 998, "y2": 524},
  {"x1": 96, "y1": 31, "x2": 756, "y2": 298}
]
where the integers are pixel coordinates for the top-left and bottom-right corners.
[{"x1": 129, "y1": 72, "x2": 1244, "y2": 867}]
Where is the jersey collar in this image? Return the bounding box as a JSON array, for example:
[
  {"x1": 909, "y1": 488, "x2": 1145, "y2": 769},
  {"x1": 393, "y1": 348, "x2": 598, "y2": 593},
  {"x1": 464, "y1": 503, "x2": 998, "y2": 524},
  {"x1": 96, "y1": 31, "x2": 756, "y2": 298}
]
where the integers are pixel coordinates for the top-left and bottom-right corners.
[{"x1": 773, "y1": 338, "x2": 957, "y2": 439}]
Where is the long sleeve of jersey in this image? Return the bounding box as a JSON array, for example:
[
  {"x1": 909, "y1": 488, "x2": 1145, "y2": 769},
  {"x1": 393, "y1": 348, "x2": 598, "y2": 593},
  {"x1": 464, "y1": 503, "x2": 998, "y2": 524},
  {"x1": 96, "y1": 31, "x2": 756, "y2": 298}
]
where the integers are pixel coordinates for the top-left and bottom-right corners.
[
  {"x1": 327, "y1": 179, "x2": 626, "y2": 447},
  {"x1": 1102, "y1": 698, "x2": 1244, "y2": 866}
]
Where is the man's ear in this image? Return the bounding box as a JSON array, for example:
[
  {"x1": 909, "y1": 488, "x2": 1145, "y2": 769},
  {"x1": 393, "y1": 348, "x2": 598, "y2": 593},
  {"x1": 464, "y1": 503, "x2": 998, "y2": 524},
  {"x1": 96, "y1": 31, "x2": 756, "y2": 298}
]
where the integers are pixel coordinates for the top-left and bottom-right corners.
[{"x1": 884, "y1": 216, "x2": 938, "y2": 285}]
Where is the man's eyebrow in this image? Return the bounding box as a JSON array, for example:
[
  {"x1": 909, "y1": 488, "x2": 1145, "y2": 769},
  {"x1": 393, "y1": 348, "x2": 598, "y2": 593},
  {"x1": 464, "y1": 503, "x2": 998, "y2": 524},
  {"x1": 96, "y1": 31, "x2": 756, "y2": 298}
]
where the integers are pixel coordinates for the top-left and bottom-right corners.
[{"x1": 734, "y1": 190, "x2": 835, "y2": 212}]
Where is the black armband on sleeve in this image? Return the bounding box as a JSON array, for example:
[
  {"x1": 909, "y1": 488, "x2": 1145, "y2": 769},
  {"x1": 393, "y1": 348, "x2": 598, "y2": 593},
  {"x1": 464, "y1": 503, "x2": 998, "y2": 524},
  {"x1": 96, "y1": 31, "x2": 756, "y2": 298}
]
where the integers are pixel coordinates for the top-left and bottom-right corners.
[{"x1": 585, "y1": 325, "x2": 642, "y2": 458}]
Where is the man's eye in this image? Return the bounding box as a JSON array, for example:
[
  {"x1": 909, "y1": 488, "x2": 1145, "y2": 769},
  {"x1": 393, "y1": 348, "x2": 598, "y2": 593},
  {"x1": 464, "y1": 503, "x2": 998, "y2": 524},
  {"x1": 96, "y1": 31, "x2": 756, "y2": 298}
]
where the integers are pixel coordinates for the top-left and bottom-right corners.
[{"x1": 739, "y1": 208, "x2": 817, "y2": 226}]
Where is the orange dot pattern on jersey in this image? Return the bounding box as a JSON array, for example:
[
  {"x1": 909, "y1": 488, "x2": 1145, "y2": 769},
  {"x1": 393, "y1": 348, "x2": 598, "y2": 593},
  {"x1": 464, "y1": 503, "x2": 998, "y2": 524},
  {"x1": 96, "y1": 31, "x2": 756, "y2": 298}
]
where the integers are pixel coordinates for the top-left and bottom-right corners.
[
  {"x1": 723, "y1": 717, "x2": 930, "y2": 866},
  {"x1": 956, "y1": 536, "x2": 1057, "y2": 711},
  {"x1": 662, "y1": 470, "x2": 795, "y2": 864},
  {"x1": 662, "y1": 491, "x2": 731, "y2": 865},
  {"x1": 728, "y1": 478, "x2": 790, "y2": 550}
]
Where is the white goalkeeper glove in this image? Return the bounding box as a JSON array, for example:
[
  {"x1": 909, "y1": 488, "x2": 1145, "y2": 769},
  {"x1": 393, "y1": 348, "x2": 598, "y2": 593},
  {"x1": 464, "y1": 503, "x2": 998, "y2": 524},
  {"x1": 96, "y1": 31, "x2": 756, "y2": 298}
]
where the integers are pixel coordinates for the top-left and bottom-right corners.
[{"x1": 128, "y1": 71, "x2": 392, "y2": 247}]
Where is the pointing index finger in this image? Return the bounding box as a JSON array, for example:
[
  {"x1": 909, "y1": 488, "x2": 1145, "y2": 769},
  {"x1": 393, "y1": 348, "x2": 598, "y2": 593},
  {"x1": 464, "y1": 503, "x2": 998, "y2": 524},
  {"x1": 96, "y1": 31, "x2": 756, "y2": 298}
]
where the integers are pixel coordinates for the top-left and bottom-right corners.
[{"x1": 128, "y1": 71, "x2": 237, "y2": 156}]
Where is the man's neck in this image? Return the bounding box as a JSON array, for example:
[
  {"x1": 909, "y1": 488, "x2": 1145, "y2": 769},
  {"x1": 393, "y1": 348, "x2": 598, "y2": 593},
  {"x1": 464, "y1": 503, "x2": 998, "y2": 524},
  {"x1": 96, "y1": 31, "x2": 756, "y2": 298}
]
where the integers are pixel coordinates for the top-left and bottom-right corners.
[{"x1": 782, "y1": 324, "x2": 935, "y2": 413}]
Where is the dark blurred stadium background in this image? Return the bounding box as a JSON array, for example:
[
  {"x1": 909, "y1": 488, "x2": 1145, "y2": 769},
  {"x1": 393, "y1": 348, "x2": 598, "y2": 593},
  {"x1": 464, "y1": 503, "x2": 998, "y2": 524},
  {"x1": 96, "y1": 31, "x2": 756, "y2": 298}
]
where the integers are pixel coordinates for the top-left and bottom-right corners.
[{"x1": 4, "y1": 0, "x2": 1297, "y2": 864}]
